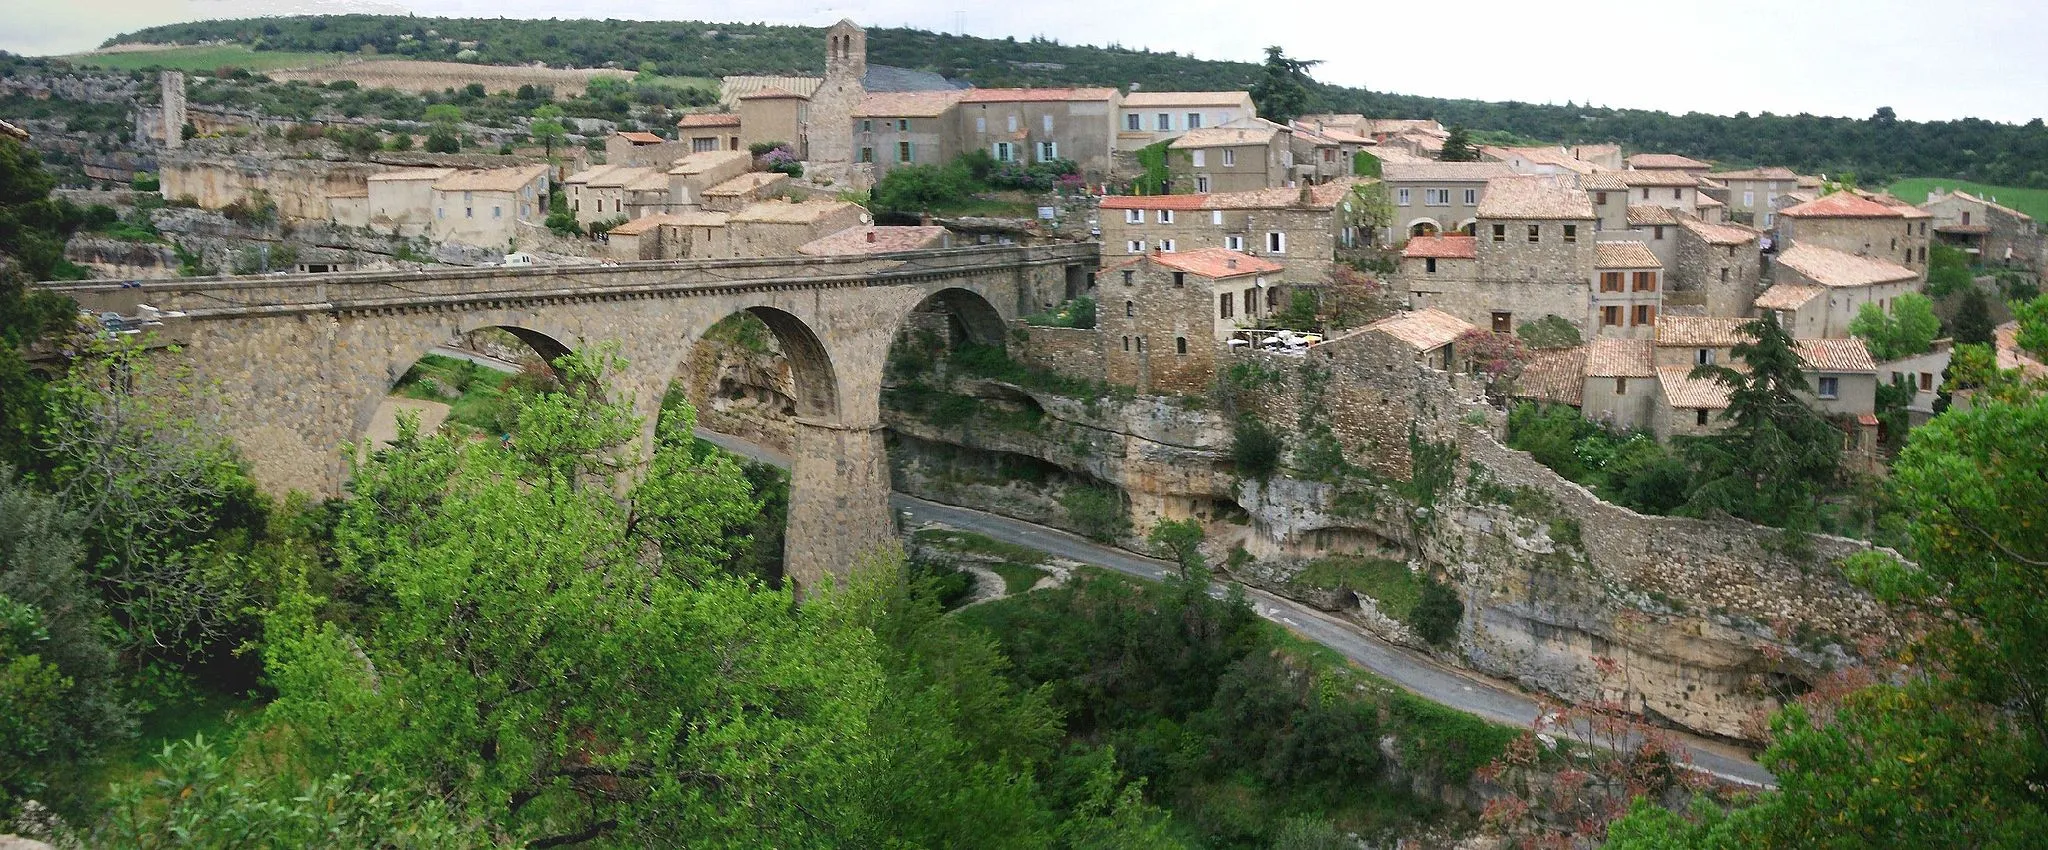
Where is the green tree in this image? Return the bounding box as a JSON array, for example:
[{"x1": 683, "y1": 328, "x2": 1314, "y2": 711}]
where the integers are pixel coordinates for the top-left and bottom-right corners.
[
  {"x1": 529, "y1": 103, "x2": 567, "y2": 156},
  {"x1": 0, "y1": 135, "x2": 89, "y2": 281},
  {"x1": 870, "y1": 162, "x2": 971, "y2": 214},
  {"x1": 1951, "y1": 286, "x2": 1996, "y2": 345},
  {"x1": 1146, "y1": 518, "x2": 1205, "y2": 580},
  {"x1": 2013, "y1": 293, "x2": 2048, "y2": 359},
  {"x1": 1848, "y1": 292, "x2": 1939, "y2": 361},
  {"x1": 1249, "y1": 46, "x2": 1318, "y2": 124},
  {"x1": 1438, "y1": 125, "x2": 1479, "y2": 162},
  {"x1": 1681, "y1": 315, "x2": 1841, "y2": 528},
  {"x1": 422, "y1": 103, "x2": 463, "y2": 126}
]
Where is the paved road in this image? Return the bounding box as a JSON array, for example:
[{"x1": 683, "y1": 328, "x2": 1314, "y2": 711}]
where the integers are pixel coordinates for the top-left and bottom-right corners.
[{"x1": 694, "y1": 429, "x2": 1775, "y2": 787}]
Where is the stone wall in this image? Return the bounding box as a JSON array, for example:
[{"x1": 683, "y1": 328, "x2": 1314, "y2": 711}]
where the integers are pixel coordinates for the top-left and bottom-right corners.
[
  {"x1": 1014, "y1": 324, "x2": 1105, "y2": 385},
  {"x1": 1672, "y1": 227, "x2": 1759, "y2": 317},
  {"x1": 1780, "y1": 216, "x2": 1927, "y2": 274}
]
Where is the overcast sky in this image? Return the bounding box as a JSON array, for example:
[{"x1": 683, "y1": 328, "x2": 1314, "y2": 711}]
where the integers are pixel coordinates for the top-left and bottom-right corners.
[{"x1": 5, "y1": 0, "x2": 2043, "y2": 124}]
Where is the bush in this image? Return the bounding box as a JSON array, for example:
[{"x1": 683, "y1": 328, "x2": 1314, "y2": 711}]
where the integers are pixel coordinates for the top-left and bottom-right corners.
[
  {"x1": 871, "y1": 162, "x2": 972, "y2": 213},
  {"x1": 1410, "y1": 579, "x2": 1464, "y2": 646},
  {"x1": 129, "y1": 172, "x2": 159, "y2": 192},
  {"x1": 423, "y1": 131, "x2": 460, "y2": 153},
  {"x1": 1515, "y1": 314, "x2": 1582, "y2": 349},
  {"x1": 1232, "y1": 417, "x2": 1285, "y2": 482},
  {"x1": 1059, "y1": 486, "x2": 1129, "y2": 543},
  {"x1": 1022, "y1": 297, "x2": 1096, "y2": 329}
]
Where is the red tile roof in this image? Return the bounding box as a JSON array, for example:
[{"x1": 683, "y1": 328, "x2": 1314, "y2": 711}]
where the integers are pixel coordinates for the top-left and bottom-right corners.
[
  {"x1": 1775, "y1": 244, "x2": 1918, "y2": 288},
  {"x1": 797, "y1": 225, "x2": 950, "y2": 256},
  {"x1": 1099, "y1": 194, "x2": 1212, "y2": 210},
  {"x1": 1656, "y1": 316, "x2": 1750, "y2": 347},
  {"x1": 1402, "y1": 235, "x2": 1477, "y2": 259},
  {"x1": 1778, "y1": 192, "x2": 1905, "y2": 219},
  {"x1": 1626, "y1": 153, "x2": 1711, "y2": 170},
  {"x1": 1518, "y1": 346, "x2": 1587, "y2": 405},
  {"x1": 738, "y1": 87, "x2": 806, "y2": 100},
  {"x1": 1594, "y1": 241, "x2": 1661, "y2": 269},
  {"x1": 676, "y1": 112, "x2": 742, "y2": 129},
  {"x1": 1367, "y1": 308, "x2": 1476, "y2": 352},
  {"x1": 1657, "y1": 366, "x2": 1733, "y2": 409},
  {"x1": 616, "y1": 131, "x2": 666, "y2": 144},
  {"x1": 1149, "y1": 248, "x2": 1282, "y2": 279},
  {"x1": 958, "y1": 87, "x2": 1118, "y2": 103},
  {"x1": 1795, "y1": 338, "x2": 1877, "y2": 373},
  {"x1": 1586, "y1": 338, "x2": 1655, "y2": 377}
]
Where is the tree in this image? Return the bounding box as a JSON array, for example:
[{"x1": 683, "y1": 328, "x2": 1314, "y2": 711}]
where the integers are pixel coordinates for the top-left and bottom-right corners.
[
  {"x1": 2013, "y1": 294, "x2": 2048, "y2": 359},
  {"x1": 529, "y1": 104, "x2": 567, "y2": 156},
  {"x1": 1147, "y1": 518, "x2": 1205, "y2": 580},
  {"x1": 1515, "y1": 314, "x2": 1582, "y2": 350},
  {"x1": 0, "y1": 135, "x2": 89, "y2": 281},
  {"x1": 1249, "y1": 46, "x2": 1318, "y2": 124},
  {"x1": 1951, "y1": 286, "x2": 1996, "y2": 345},
  {"x1": 1681, "y1": 315, "x2": 1841, "y2": 528},
  {"x1": 870, "y1": 162, "x2": 970, "y2": 214},
  {"x1": 422, "y1": 103, "x2": 462, "y2": 127},
  {"x1": 1848, "y1": 292, "x2": 1940, "y2": 361},
  {"x1": 1438, "y1": 125, "x2": 1479, "y2": 162},
  {"x1": 1457, "y1": 329, "x2": 1530, "y2": 403}
]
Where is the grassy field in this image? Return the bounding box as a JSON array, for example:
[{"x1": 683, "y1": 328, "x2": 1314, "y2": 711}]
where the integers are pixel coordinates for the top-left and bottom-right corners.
[
  {"x1": 1888, "y1": 178, "x2": 2048, "y2": 222},
  {"x1": 66, "y1": 44, "x2": 340, "y2": 73}
]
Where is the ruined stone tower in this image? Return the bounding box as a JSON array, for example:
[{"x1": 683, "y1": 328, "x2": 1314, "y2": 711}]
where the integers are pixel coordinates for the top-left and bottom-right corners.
[
  {"x1": 805, "y1": 19, "x2": 867, "y2": 183},
  {"x1": 160, "y1": 70, "x2": 187, "y2": 149}
]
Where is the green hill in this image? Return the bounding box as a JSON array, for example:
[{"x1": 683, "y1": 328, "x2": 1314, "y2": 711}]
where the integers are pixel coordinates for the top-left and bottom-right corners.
[
  {"x1": 1888, "y1": 178, "x2": 2048, "y2": 223},
  {"x1": 94, "y1": 15, "x2": 2048, "y2": 189}
]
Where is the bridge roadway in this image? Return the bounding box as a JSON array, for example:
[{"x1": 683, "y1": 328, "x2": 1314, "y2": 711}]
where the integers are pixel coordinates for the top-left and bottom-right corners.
[{"x1": 690, "y1": 429, "x2": 1776, "y2": 790}]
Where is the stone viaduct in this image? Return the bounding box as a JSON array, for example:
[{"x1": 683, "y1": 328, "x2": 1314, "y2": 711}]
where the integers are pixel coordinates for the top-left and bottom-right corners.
[{"x1": 42, "y1": 243, "x2": 1098, "y2": 592}]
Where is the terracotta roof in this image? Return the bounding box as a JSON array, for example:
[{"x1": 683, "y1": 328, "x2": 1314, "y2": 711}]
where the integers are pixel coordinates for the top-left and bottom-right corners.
[
  {"x1": 1366, "y1": 119, "x2": 1445, "y2": 136},
  {"x1": 1626, "y1": 153, "x2": 1710, "y2": 170},
  {"x1": 1292, "y1": 122, "x2": 1371, "y2": 145},
  {"x1": 1518, "y1": 346, "x2": 1587, "y2": 405},
  {"x1": 615, "y1": 131, "x2": 666, "y2": 144},
  {"x1": 663, "y1": 211, "x2": 731, "y2": 228},
  {"x1": 1477, "y1": 176, "x2": 1595, "y2": 219},
  {"x1": 1595, "y1": 241, "x2": 1661, "y2": 269},
  {"x1": 1753, "y1": 284, "x2": 1825, "y2": 310},
  {"x1": 1150, "y1": 247, "x2": 1282, "y2": 279},
  {"x1": 738, "y1": 86, "x2": 806, "y2": 100},
  {"x1": 1656, "y1": 316, "x2": 1750, "y2": 347},
  {"x1": 1170, "y1": 125, "x2": 1281, "y2": 148},
  {"x1": 1364, "y1": 147, "x2": 1430, "y2": 165},
  {"x1": 1099, "y1": 194, "x2": 1213, "y2": 210},
  {"x1": 1678, "y1": 216, "x2": 1761, "y2": 245},
  {"x1": 730, "y1": 199, "x2": 862, "y2": 224},
  {"x1": 1861, "y1": 190, "x2": 1931, "y2": 218},
  {"x1": 719, "y1": 75, "x2": 822, "y2": 106},
  {"x1": 705, "y1": 172, "x2": 790, "y2": 196},
  {"x1": 1712, "y1": 166, "x2": 1801, "y2": 181},
  {"x1": 1366, "y1": 308, "x2": 1476, "y2": 352},
  {"x1": 368, "y1": 167, "x2": 457, "y2": 182},
  {"x1": 1393, "y1": 131, "x2": 1445, "y2": 151},
  {"x1": 1942, "y1": 190, "x2": 2035, "y2": 223},
  {"x1": 1121, "y1": 91, "x2": 1251, "y2": 107},
  {"x1": 431, "y1": 164, "x2": 549, "y2": 193},
  {"x1": 1795, "y1": 338, "x2": 1877, "y2": 373},
  {"x1": 667, "y1": 149, "x2": 750, "y2": 175},
  {"x1": 676, "y1": 112, "x2": 743, "y2": 129},
  {"x1": 1628, "y1": 205, "x2": 1678, "y2": 226},
  {"x1": 1778, "y1": 192, "x2": 1905, "y2": 219},
  {"x1": 1995, "y1": 321, "x2": 2048, "y2": 377},
  {"x1": 1579, "y1": 172, "x2": 1628, "y2": 191},
  {"x1": 1696, "y1": 176, "x2": 1728, "y2": 190},
  {"x1": 589, "y1": 166, "x2": 658, "y2": 188},
  {"x1": 1936, "y1": 224, "x2": 1993, "y2": 234},
  {"x1": 1658, "y1": 366, "x2": 1733, "y2": 409},
  {"x1": 564, "y1": 163, "x2": 622, "y2": 184},
  {"x1": 1297, "y1": 113, "x2": 1365, "y2": 128},
  {"x1": 958, "y1": 87, "x2": 1117, "y2": 103},
  {"x1": 1381, "y1": 161, "x2": 1515, "y2": 182},
  {"x1": 625, "y1": 171, "x2": 670, "y2": 192},
  {"x1": 1402, "y1": 235, "x2": 1477, "y2": 259},
  {"x1": 798, "y1": 225, "x2": 950, "y2": 256},
  {"x1": 1586, "y1": 338, "x2": 1655, "y2": 377},
  {"x1": 1203, "y1": 179, "x2": 1366, "y2": 210},
  {"x1": 1482, "y1": 145, "x2": 1601, "y2": 175},
  {"x1": 1797, "y1": 176, "x2": 1824, "y2": 188},
  {"x1": 1619, "y1": 169, "x2": 1706, "y2": 187},
  {"x1": 853, "y1": 90, "x2": 968, "y2": 118},
  {"x1": 1775, "y1": 244, "x2": 1918, "y2": 288},
  {"x1": 606, "y1": 214, "x2": 687, "y2": 236},
  {"x1": 1695, "y1": 195, "x2": 1725, "y2": 207}
]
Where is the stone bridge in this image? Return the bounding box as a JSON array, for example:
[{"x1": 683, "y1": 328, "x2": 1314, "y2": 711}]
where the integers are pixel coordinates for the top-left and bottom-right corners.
[{"x1": 42, "y1": 243, "x2": 1099, "y2": 591}]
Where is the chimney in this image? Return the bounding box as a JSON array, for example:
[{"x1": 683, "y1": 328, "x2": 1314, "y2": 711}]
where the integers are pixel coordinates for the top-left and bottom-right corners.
[
  {"x1": 1298, "y1": 185, "x2": 1312, "y2": 205},
  {"x1": 866, "y1": 230, "x2": 877, "y2": 243},
  {"x1": 919, "y1": 211, "x2": 933, "y2": 226},
  {"x1": 1226, "y1": 258, "x2": 1238, "y2": 270}
]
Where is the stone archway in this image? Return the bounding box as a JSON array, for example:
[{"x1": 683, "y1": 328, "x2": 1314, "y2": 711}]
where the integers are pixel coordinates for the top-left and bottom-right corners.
[
  {"x1": 352, "y1": 322, "x2": 578, "y2": 452},
  {"x1": 904, "y1": 286, "x2": 1011, "y2": 347},
  {"x1": 1408, "y1": 219, "x2": 1442, "y2": 237}
]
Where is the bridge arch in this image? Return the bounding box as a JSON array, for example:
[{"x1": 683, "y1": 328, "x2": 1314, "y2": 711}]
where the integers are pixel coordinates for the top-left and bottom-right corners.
[
  {"x1": 901, "y1": 286, "x2": 1010, "y2": 348},
  {"x1": 352, "y1": 321, "x2": 579, "y2": 451}
]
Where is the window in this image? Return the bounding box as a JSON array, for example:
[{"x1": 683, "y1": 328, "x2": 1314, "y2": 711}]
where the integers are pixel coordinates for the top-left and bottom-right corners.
[
  {"x1": 1224, "y1": 235, "x2": 1244, "y2": 251},
  {"x1": 1720, "y1": 267, "x2": 1730, "y2": 282},
  {"x1": 1696, "y1": 409, "x2": 1710, "y2": 426},
  {"x1": 1267, "y1": 232, "x2": 1286, "y2": 253},
  {"x1": 1905, "y1": 248, "x2": 1912, "y2": 264},
  {"x1": 1172, "y1": 271, "x2": 1185, "y2": 287},
  {"x1": 1125, "y1": 209, "x2": 1143, "y2": 224},
  {"x1": 1125, "y1": 300, "x2": 1135, "y2": 317},
  {"x1": 1766, "y1": 191, "x2": 1777, "y2": 207},
  {"x1": 976, "y1": 116, "x2": 986, "y2": 133},
  {"x1": 1817, "y1": 376, "x2": 1839, "y2": 399},
  {"x1": 860, "y1": 119, "x2": 873, "y2": 132},
  {"x1": 1640, "y1": 187, "x2": 1650, "y2": 199},
  {"x1": 1600, "y1": 272, "x2": 1625, "y2": 292},
  {"x1": 1632, "y1": 304, "x2": 1655, "y2": 325},
  {"x1": 1195, "y1": 176, "x2": 1211, "y2": 192},
  {"x1": 1037, "y1": 141, "x2": 1058, "y2": 161},
  {"x1": 1127, "y1": 113, "x2": 1143, "y2": 131},
  {"x1": 1632, "y1": 271, "x2": 1657, "y2": 291},
  {"x1": 1267, "y1": 287, "x2": 1279, "y2": 309},
  {"x1": 898, "y1": 141, "x2": 912, "y2": 162},
  {"x1": 1187, "y1": 112, "x2": 1202, "y2": 129},
  {"x1": 1919, "y1": 372, "x2": 1933, "y2": 391},
  {"x1": 1121, "y1": 269, "x2": 1134, "y2": 285},
  {"x1": 1742, "y1": 191, "x2": 1754, "y2": 207},
  {"x1": 1157, "y1": 113, "x2": 1171, "y2": 131},
  {"x1": 1695, "y1": 348, "x2": 1714, "y2": 365},
  {"x1": 1492, "y1": 312, "x2": 1513, "y2": 333},
  {"x1": 1464, "y1": 188, "x2": 1478, "y2": 205},
  {"x1": 993, "y1": 142, "x2": 1016, "y2": 162},
  {"x1": 1653, "y1": 225, "x2": 1665, "y2": 240},
  {"x1": 1323, "y1": 149, "x2": 1334, "y2": 162},
  {"x1": 1397, "y1": 188, "x2": 1411, "y2": 206},
  {"x1": 1042, "y1": 114, "x2": 1053, "y2": 132},
  {"x1": 1137, "y1": 337, "x2": 1146, "y2": 352},
  {"x1": 1563, "y1": 224, "x2": 1578, "y2": 243},
  {"x1": 1223, "y1": 149, "x2": 1236, "y2": 167},
  {"x1": 1615, "y1": 377, "x2": 1628, "y2": 395},
  {"x1": 1158, "y1": 210, "x2": 1174, "y2": 224},
  {"x1": 1176, "y1": 336, "x2": 1188, "y2": 355},
  {"x1": 1160, "y1": 239, "x2": 1175, "y2": 252},
  {"x1": 1123, "y1": 336, "x2": 1130, "y2": 351},
  {"x1": 1243, "y1": 290, "x2": 1256, "y2": 315},
  {"x1": 1673, "y1": 187, "x2": 1683, "y2": 200},
  {"x1": 1006, "y1": 115, "x2": 1019, "y2": 132},
  {"x1": 692, "y1": 137, "x2": 718, "y2": 153},
  {"x1": 492, "y1": 206, "x2": 501, "y2": 218},
  {"x1": 1492, "y1": 223, "x2": 1506, "y2": 242},
  {"x1": 1191, "y1": 150, "x2": 1206, "y2": 167},
  {"x1": 1601, "y1": 305, "x2": 1623, "y2": 327},
  {"x1": 859, "y1": 147, "x2": 874, "y2": 163},
  {"x1": 1527, "y1": 224, "x2": 1541, "y2": 243},
  {"x1": 1212, "y1": 211, "x2": 1224, "y2": 225},
  {"x1": 1426, "y1": 188, "x2": 1453, "y2": 205},
  {"x1": 1595, "y1": 191, "x2": 1608, "y2": 204},
  {"x1": 1126, "y1": 240, "x2": 1145, "y2": 252},
  {"x1": 572, "y1": 199, "x2": 579, "y2": 211},
  {"x1": 1891, "y1": 237, "x2": 1898, "y2": 251},
  {"x1": 1919, "y1": 222, "x2": 1926, "y2": 235},
  {"x1": 436, "y1": 207, "x2": 444, "y2": 219},
  {"x1": 1726, "y1": 245, "x2": 1735, "y2": 258},
  {"x1": 1918, "y1": 246, "x2": 1926, "y2": 262},
  {"x1": 1219, "y1": 292, "x2": 1233, "y2": 319},
  {"x1": 465, "y1": 207, "x2": 473, "y2": 218},
  {"x1": 1425, "y1": 257, "x2": 1438, "y2": 273}
]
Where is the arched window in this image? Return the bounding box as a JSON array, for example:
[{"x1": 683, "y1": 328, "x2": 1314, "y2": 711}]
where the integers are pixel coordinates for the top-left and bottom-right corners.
[
  {"x1": 1175, "y1": 337, "x2": 1188, "y2": 355},
  {"x1": 1125, "y1": 300, "x2": 1134, "y2": 317}
]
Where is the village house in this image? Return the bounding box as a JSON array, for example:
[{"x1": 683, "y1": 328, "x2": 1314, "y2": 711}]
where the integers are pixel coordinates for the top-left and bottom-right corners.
[
  {"x1": 953, "y1": 87, "x2": 1122, "y2": 180},
  {"x1": 1920, "y1": 187, "x2": 2042, "y2": 268},
  {"x1": 602, "y1": 213, "x2": 688, "y2": 261},
  {"x1": 1116, "y1": 91, "x2": 1257, "y2": 152},
  {"x1": 1774, "y1": 191, "x2": 1931, "y2": 275},
  {"x1": 1479, "y1": 145, "x2": 1603, "y2": 176},
  {"x1": 1381, "y1": 161, "x2": 1516, "y2": 239},
  {"x1": 1585, "y1": 169, "x2": 1704, "y2": 228},
  {"x1": 796, "y1": 224, "x2": 951, "y2": 256},
  {"x1": 1359, "y1": 308, "x2": 1475, "y2": 371},
  {"x1": 675, "y1": 113, "x2": 743, "y2": 154},
  {"x1": 603, "y1": 131, "x2": 694, "y2": 169},
  {"x1": 1877, "y1": 339, "x2": 1953, "y2": 428},
  {"x1": 429, "y1": 164, "x2": 550, "y2": 250},
  {"x1": 738, "y1": 88, "x2": 810, "y2": 157},
  {"x1": 1468, "y1": 175, "x2": 1598, "y2": 334},
  {"x1": 1709, "y1": 166, "x2": 1803, "y2": 227},
  {"x1": 360, "y1": 167, "x2": 453, "y2": 238},
  {"x1": 1669, "y1": 215, "x2": 1764, "y2": 317},
  {"x1": 1578, "y1": 338, "x2": 1658, "y2": 431},
  {"x1": 1568, "y1": 144, "x2": 1624, "y2": 170},
  {"x1": 1100, "y1": 248, "x2": 1285, "y2": 394},
  {"x1": 1757, "y1": 243, "x2": 1920, "y2": 339},
  {"x1": 1287, "y1": 121, "x2": 1370, "y2": 185},
  {"x1": 1591, "y1": 241, "x2": 1664, "y2": 339},
  {"x1": 852, "y1": 90, "x2": 971, "y2": 181},
  {"x1": 701, "y1": 172, "x2": 791, "y2": 213},
  {"x1": 562, "y1": 164, "x2": 658, "y2": 228},
  {"x1": 1167, "y1": 122, "x2": 1293, "y2": 194},
  {"x1": 724, "y1": 199, "x2": 868, "y2": 256},
  {"x1": 665, "y1": 150, "x2": 752, "y2": 210},
  {"x1": 1648, "y1": 317, "x2": 1879, "y2": 451},
  {"x1": 1626, "y1": 204, "x2": 1682, "y2": 267},
  {"x1": 1623, "y1": 153, "x2": 1712, "y2": 176},
  {"x1": 1096, "y1": 179, "x2": 1372, "y2": 284},
  {"x1": 1398, "y1": 234, "x2": 1478, "y2": 294}
]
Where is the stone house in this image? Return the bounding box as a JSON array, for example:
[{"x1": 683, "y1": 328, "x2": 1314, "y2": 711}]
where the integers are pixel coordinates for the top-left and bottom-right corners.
[
  {"x1": 1758, "y1": 243, "x2": 1920, "y2": 338},
  {"x1": 1569, "y1": 144, "x2": 1624, "y2": 170},
  {"x1": 1478, "y1": 145, "x2": 1603, "y2": 176},
  {"x1": 1359, "y1": 308, "x2": 1474, "y2": 371},
  {"x1": 738, "y1": 88, "x2": 810, "y2": 157},
  {"x1": 1775, "y1": 191, "x2": 1931, "y2": 275},
  {"x1": 1398, "y1": 234, "x2": 1478, "y2": 293},
  {"x1": 429, "y1": 164, "x2": 550, "y2": 250},
  {"x1": 952, "y1": 88, "x2": 1120, "y2": 180},
  {"x1": 1876, "y1": 340, "x2": 1952, "y2": 428},
  {"x1": 1287, "y1": 121, "x2": 1369, "y2": 185},
  {"x1": 1099, "y1": 248, "x2": 1284, "y2": 394},
  {"x1": 701, "y1": 172, "x2": 791, "y2": 213},
  {"x1": 602, "y1": 213, "x2": 687, "y2": 261},
  {"x1": 724, "y1": 199, "x2": 867, "y2": 257},
  {"x1": 1591, "y1": 241, "x2": 1664, "y2": 339},
  {"x1": 1381, "y1": 161, "x2": 1515, "y2": 239},
  {"x1": 563, "y1": 164, "x2": 658, "y2": 228},
  {"x1": 1652, "y1": 364, "x2": 1732, "y2": 440},
  {"x1": 1670, "y1": 216, "x2": 1763, "y2": 318},
  {"x1": 1096, "y1": 180, "x2": 1369, "y2": 283},
  {"x1": 1627, "y1": 204, "x2": 1682, "y2": 267},
  {"x1": 1470, "y1": 175, "x2": 1598, "y2": 334},
  {"x1": 1622, "y1": 153, "x2": 1711, "y2": 175},
  {"x1": 603, "y1": 132, "x2": 694, "y2": 169},
  {"x1": 665, "y1": 150, "x2": 752, "y2": 209},
  {"x1": 1579, "y1": 338, "x2": 1658, "y2": 431},
  {"x1": 1168, "y1": 122, "x2": 1292, "y2": 194},
  {"x1": 1116, "y1": 91, "x2": 1257, "y2": 152},
  {"x1": 1709, "y1": 166, "x2": 1802, "y2": 227},
  {"x1": 1921, "y1": 187, "x2": 2041, "y2": 268},
  {"x1": 1649, "y1": 316, "x2": 1880, "y2": 450},
  {"x1": 795, "y1": 224, "x2": 951, "y2": 256},
  {"x1": 362, "y1": 167, "x2": 454, "y2": 238},
  {"x1": 675, "y1": 113, "x2": 743, "y2": 154},
  {"x1": 852, "y1": 90, "x2": 970, "y2": 180}
]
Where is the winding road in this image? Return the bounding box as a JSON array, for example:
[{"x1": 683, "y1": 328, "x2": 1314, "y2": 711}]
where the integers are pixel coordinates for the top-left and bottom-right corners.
[{"x1": 691, "y1": 429, "x2": 1776, "y2": 788}]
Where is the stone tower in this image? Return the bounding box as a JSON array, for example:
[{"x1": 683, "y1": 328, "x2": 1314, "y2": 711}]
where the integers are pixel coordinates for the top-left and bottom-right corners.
[
  {"x1": 161, "y1": 70, "x2": 187, "y2": 149},
  {"x1": 806, "y1": 19, "x2": 867, "y2": 183}
]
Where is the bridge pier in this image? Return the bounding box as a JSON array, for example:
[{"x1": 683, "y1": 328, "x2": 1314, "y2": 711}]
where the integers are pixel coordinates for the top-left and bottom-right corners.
[{"x1": 783, "y1": 418, "x2": 896, "y2": 596}]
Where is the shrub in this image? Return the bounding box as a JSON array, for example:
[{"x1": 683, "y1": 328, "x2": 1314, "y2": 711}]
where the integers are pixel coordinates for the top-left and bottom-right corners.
[
  {"x1": 1022, "y1": 296, "x2": 1096, "y2": 329},
  {"x1": 129, "y1": 171, "x2": 159, "y2": 192},
  {"x1": 423, "y1": 131, "x2": 460, "y2": 153},
  {"x1": 1232, "y1": 417, "x2": 1284, "y2": 482},
  {"x1": 1059, "y1": 485, "x2": 1129, "y2": 543},
  {"x1": 1515, "y1": 314, "x2": 1582, "y2": 349},
  {"x1": 1411, "y1": 579, "x2": 1464, "y2": 645}
]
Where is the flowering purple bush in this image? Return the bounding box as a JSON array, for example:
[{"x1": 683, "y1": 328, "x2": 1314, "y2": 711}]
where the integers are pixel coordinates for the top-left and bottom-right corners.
[{"x1": 757, "y1": 145, "x2": 803, "y2": 177}]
